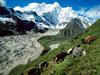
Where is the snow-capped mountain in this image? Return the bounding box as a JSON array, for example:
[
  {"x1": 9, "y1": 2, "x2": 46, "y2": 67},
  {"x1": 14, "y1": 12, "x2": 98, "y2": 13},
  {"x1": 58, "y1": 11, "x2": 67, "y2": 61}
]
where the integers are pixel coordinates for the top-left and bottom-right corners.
[
  {"x1": 0, "y1": 6, "x2": 50, "y2": 36},
  {"x1": 14, "y1": 2, "x2": 93, "y2": 29},
  {"x1": 0, "y1": 2, "x2": 95, "y2": 37}
]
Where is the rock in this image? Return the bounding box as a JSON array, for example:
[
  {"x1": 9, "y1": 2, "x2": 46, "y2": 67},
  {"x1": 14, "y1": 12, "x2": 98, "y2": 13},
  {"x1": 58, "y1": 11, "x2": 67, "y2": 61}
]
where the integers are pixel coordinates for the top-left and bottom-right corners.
[
  {"x1": 60, "y1": 18, "x2": 85, "y2": 38},
  {"x1": 0, "y1": 6, "x2": 11, "y2": 18},
  {"x1": 40, "y1": 47, "x2": 51, "y2": 56},
  {"x1": 12, "y1": 15, "x2": 36, "y2": 33}
]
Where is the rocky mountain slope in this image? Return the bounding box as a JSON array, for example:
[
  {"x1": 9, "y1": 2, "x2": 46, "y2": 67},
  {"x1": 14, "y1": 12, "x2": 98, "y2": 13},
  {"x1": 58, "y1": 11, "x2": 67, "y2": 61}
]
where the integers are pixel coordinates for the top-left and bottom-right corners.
[
  {"x1": 14, "y1": 2, "x2": 93, "y2": 29},
  {"x1": 0, "y1": 2, "x2": 94, "y2": 36},
  {"x1": 38, "y1": 18, "x2": 85, "y2": 48},
  {"x1": 60, "y1": 18, "x2": 84, "y2": 38},
  {"x1": 9, "y1": 19, "x2": 100, "y2": 75},
  {"x1": 0, "y1": 30, "x2": 59, "y2": 75},
  {"x1": 0, "y1": 6, "x2": 49, "y2": 36}
]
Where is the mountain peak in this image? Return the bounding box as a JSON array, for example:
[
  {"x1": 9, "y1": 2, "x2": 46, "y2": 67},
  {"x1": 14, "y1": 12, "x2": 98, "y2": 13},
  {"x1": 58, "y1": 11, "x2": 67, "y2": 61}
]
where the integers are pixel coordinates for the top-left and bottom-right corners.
[
  {"x1": 14, "y1": 2, "x2": 61, "y2": 16},
  {"x1": 13, "y1": 2, "x2": 93, "y2": 29}
]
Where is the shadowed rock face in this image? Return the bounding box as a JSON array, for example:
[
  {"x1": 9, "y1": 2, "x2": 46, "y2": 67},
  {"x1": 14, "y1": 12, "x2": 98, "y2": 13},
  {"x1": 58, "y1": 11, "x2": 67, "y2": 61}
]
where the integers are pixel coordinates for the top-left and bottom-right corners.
[
  {"x1": 0, "y1": 30, "x2": 14, "y2": 36},
  {"x1": 0, "y1": 19, "x2": 35, "y2": 36},
  {"x1": 0, "y1": 21, "x2": 15, "y2": 36},
  {"x1": 60, "y1": 18, "x2": 85, "y2": 39},
  {"x1": 9, "y1": 8, "x2": 15, "y2": 14},
  {"x1": 0, "y1": 6, "x2": 11, "y2": 18},
  {"x1": 0, "y1": 6, "x2": 49, "y2": 36},
  {"x1": 12, "y1": 15, "x2": 36, "y2": 33},
  {"x1": 0, "y1": 17, "x2": 48, "y2": 36}
]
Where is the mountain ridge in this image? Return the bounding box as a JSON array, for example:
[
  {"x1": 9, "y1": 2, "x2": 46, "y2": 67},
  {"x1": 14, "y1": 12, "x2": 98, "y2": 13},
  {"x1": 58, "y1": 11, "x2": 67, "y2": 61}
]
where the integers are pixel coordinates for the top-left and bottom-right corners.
[{"x1": 0, "y1": 2, "x2": 96, "y2": 34}]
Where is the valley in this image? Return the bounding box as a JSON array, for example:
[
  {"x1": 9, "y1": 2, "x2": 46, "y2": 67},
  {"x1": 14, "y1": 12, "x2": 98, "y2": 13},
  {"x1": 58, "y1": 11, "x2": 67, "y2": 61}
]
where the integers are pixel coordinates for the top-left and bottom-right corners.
[
  {"x1": 0, "y1": 30, "x2": 59, "y2": 75},
  {"x1": 0, "y1": 1, "x2": 100, "y2": 75},
  {"x1": 9, "y1": 20, "x2": 100, "y2": 75}
]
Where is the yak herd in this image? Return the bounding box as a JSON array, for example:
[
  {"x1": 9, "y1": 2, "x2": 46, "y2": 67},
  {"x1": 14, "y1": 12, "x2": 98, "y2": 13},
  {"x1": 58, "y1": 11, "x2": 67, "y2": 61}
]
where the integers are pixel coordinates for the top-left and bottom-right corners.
[{"x1": 20, "y1": 35, "x2": 96, "y2": 75}]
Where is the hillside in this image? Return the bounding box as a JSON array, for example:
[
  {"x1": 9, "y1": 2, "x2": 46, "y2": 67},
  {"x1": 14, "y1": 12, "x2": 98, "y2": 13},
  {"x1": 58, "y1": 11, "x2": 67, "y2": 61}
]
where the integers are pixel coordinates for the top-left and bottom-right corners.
[
  {"x1": 9, "y1": 19, "x2": 100, "y2": 75},
  {"x1": 38, "y1": 18, "x2": 85, "y2": 48}
]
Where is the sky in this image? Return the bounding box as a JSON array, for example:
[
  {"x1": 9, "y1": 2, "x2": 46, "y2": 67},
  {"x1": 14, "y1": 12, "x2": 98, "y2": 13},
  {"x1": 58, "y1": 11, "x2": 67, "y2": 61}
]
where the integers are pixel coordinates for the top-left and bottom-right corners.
[{"x1": 6, "y1": 0, "x2": 100, "y2": 10}]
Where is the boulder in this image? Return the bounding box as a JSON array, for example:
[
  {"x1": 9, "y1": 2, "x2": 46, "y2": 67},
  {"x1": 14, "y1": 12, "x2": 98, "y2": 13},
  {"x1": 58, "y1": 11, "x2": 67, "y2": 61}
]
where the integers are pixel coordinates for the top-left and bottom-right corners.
[{"x1": 41, "y1": 47, "x2": 51, "y2": 56}]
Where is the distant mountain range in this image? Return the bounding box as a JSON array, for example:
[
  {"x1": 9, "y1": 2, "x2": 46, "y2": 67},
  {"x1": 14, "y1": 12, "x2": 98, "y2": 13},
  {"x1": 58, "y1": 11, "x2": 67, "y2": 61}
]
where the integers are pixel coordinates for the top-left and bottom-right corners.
[
  {"x1": 0, "y1": 3, "x2": 94, "y2": 36},
  {"x1": 14, "y1": 2, "x2": 94, "y2": 28}
]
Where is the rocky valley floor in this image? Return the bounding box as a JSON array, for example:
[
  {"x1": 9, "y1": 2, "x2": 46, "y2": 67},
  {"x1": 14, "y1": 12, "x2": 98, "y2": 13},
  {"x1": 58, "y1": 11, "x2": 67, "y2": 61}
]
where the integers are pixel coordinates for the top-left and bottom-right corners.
[
  {"x1": 9, "y1": 19, "x2": 100, "y2": 75},
  {"x1": 0, "y1": 30, "x2": 59, "y2": 75}
]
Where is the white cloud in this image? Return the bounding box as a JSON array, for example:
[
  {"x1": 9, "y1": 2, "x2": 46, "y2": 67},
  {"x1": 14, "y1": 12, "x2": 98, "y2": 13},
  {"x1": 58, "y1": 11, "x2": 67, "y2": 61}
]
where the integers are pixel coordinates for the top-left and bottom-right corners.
[
  {"x1": 85, "y1": 6, "x2": 100, "y2": 19},
  {"x1": 0, "y1": 0, "x2": 6, "y2": 6},
  {"x1": 77, "y1": 5, "x2": 100, "y2": 21}
]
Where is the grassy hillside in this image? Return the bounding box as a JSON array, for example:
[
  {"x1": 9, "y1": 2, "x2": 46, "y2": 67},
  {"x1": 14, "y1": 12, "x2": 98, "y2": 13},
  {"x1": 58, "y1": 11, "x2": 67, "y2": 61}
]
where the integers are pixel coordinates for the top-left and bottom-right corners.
[
  {"x1": 38, "y1": 18, "x2": 84, "y2": 48},
  {"x1": 9, "y1": 19, "x2": 100, "y2": 75}
]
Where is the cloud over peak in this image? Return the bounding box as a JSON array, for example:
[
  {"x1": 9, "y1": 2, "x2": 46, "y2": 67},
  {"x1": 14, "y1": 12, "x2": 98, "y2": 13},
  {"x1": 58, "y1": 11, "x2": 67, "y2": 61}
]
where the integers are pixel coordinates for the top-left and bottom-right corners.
[
  {"x1": 0, "y1": 0, "x2": 6, "y2": 6},
  {"x1": 77, "y1": 5, "x2": 100, "y2": 21}
]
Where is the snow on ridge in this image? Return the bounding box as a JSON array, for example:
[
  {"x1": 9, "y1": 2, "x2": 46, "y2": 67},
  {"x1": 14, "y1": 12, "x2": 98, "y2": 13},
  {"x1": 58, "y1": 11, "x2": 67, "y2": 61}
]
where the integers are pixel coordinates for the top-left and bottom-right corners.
[
  {"x1": 14, "y1": 2, "x2": 78, "y2": 27},
  {"x1": 14, "y1": 2, "x2": 60, "y2": 15},
  {"x1": 13, "y1": 2, "x2": 100, "y2": 29},
  {"x1": 0, "y1": 17, "x2": 15, "y2": 24}
]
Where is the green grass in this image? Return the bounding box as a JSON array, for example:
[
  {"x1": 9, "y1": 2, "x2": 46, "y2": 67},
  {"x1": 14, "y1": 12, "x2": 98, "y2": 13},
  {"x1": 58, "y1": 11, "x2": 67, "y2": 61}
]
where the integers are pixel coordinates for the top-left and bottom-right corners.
[
  {"x1": 38, "y1": 34, "x2": 68, "y2": 48},
  {"x1": 9, "y1": 19, "x2": 100, "y2": 75}
]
